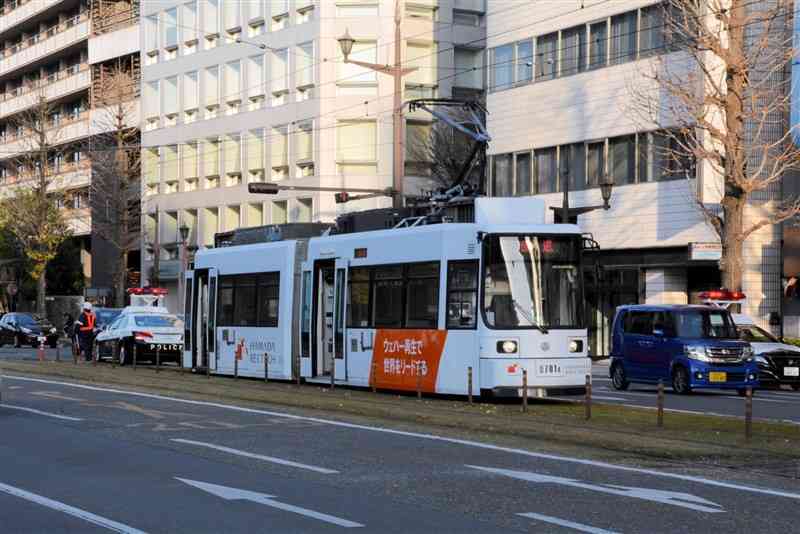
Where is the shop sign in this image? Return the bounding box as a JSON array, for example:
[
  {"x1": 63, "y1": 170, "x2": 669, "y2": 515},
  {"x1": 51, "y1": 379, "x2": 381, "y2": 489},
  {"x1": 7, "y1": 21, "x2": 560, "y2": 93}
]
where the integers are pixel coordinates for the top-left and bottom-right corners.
[{"x1": 689, "y1": 242, "x2": 722, "y2": 261}]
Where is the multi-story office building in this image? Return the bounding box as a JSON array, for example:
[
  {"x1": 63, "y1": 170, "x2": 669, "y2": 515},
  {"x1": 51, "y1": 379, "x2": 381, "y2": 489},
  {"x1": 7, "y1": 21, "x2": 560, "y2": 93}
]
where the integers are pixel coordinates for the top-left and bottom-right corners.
[
  {"x1": 485, "y1": 0, "x2": 792, "y2": 355},
  {"x1": 140, "y1": 0, "x2": 486, "y2": 310},
  {"x1": 0, "y1": 0, "x2": 140, "y2": 294}
]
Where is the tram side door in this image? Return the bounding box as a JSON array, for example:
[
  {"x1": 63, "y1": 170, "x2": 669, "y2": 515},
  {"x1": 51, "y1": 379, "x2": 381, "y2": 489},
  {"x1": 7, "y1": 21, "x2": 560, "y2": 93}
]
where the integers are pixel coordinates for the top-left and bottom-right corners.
[
  {"x1": 183, "y1": 271, "x2": 194, "y2": 368},
  {"x1": 333, "y1": 258, "x2": 348, "y2": 381},
  {"x1": 205, "y1": 268, "x2": 218, "y2": 371},
  {"x1": 299, "y1": 263, "x2": 313, "y2": 377}
]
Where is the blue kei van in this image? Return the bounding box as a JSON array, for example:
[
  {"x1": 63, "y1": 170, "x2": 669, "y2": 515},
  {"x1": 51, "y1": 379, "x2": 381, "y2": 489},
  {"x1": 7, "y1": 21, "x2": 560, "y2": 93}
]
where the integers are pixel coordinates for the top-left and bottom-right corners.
[{"x1": 609, "y1": 305, "x2": 759, "y2": 395}]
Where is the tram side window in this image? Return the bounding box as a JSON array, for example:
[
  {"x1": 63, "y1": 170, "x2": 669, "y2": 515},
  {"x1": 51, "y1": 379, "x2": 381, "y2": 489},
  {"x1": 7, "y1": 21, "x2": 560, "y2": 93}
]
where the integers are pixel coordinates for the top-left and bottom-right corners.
[
  {"x1": 234, "y1": 275, "x2": 258, "y2": 326},
  {"x1": 257, "y1": 272, "x2": 280, "y2": 327},
  {"x1": 348, "y1": 268, "x2": 371, "y2": 327},
  {"x1": 218, "y1": 278, "x2": 235, "y2": 326},
  {"x1": 217, "y1": 272, "x2": 280, "y2": 327},
  {"x1": 373, "y1": 266, "x2": 404, "y2": 328},
  {"x1": 447, "y1": 260, "x2": 478, "y2": 329},
  {"x1": 406, "y1": 262, "x2": 439, "y2": 328}
]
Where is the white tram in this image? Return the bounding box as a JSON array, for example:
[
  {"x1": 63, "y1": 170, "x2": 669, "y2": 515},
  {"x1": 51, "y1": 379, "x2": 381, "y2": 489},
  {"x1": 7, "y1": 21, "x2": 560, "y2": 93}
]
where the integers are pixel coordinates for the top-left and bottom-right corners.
[{"x1": 183, "y1": 197, "x2": 591, "y2": 397}]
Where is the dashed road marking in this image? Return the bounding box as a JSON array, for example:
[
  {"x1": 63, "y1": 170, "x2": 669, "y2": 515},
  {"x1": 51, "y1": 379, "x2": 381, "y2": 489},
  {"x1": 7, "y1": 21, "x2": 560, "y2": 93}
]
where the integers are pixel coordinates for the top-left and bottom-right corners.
[
  {"x1": 0, "y1": 481, "x2": 147, "y2": 534},
  {"x1": 519, "y1": 512, "x2": 620, "y2": 534},
  {"x1": 1, "y1": 404, "x2": 82, "y2": 421},
  {"x1": 173, "y1": 438, "x2": 339, "y2": 474}
]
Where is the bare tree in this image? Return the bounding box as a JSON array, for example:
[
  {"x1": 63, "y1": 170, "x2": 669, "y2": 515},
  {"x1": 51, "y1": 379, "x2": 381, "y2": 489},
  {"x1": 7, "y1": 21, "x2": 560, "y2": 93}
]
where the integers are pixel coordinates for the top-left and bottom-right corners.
[
  {"x1": 0, "y1": 95, "x2": 72, "y2": 315},
  {"x1": 407, "y1": 107, "x2": 487, "y2": 192},
  {"x1": 88, "y1": 65, "x2": 141, "y2": 307},
  {"x1": 633, "y1": 0, "x2": 800, "y2": 291}
]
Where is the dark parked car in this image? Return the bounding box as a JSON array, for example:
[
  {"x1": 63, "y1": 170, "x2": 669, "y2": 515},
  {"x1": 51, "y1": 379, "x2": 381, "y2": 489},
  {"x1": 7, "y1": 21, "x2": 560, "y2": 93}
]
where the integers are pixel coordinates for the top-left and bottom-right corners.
[{"x1": 0, "y1": 312, "x2": 59, "y2": 348}]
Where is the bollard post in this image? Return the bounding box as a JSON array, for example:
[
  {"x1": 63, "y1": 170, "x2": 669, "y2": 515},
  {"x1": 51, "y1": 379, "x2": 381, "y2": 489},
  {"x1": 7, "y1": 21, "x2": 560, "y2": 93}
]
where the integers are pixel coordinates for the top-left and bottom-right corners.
[
  {"x1": 38, "y1": 340, "x2": 45, "y2": 363},
  {"x1": 156, "y1": 346, "x2": 161, "y2": 373},
  {"x1": 416, "y1": 362, "x2": 422, "y2": 400},
  {"x1": 585, "y1": 374, "x2": 592, "y2": 420},
  {"x1": 133, "y1": 344, "x2": 137, "y2": 370},
  {"x1": 330, "y1": 360, "x2": 335, "y2": 390},
  {"x1": 73, "y1": 340, "x2": 77, "y2": 365},
  {"x1": 264, "y1": 353, "x2": 269, "y2": 383},
  {"x1": 56, "y1": 344, "x2": 60, "y2": 363},
  {"x1": 522, "y1": 369, "x2": 528, "y2": 413},
  {"x1": 206, "y1": 356, "x2": 210, "y2": 379},
  {"x1": 371, "y1": 360, "x2": 377, "y2": 393},
  {"x1": 467, "y1": 366, "x2": 473, "y2": 404},
  {"x1": 745, "y1": 386, "x2": 753, "y2": 440},
  {"x1": 657, "y1": 379, "x2": 664, "y2": 428},
  {"x1": 234, "y1": 354, "x2": 239, "y2": 380}
]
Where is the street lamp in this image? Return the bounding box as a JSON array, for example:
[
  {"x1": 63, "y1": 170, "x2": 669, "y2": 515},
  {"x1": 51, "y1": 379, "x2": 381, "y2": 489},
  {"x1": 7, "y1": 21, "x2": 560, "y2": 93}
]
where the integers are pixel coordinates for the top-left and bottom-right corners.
[
  {"x1": 599, "y1": 176, "x2": 614, "y2": 210},
  {"x1": 337, "y1": 0, "x2": 417, "y2": 209},
  {"x1": 178, "y1": 223, "x2": 190, "y2": 312}
]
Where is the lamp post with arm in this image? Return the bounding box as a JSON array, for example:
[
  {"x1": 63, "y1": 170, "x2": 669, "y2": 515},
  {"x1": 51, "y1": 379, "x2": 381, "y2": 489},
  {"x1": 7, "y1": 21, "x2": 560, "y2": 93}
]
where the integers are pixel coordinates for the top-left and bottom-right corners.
[{"x1": 338, "y1": 0, "x2": 417, "y2": 209}]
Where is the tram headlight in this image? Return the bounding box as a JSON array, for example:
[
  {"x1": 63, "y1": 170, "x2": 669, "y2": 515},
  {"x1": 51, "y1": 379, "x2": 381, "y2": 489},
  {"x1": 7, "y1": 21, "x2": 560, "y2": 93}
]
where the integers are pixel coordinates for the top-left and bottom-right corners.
[
  {"x1": 498, "y1": 340, "x2": 518, "y2": 354},
  {"x1": 569, "y1": 340, "x2": 583, "y2": 353}
]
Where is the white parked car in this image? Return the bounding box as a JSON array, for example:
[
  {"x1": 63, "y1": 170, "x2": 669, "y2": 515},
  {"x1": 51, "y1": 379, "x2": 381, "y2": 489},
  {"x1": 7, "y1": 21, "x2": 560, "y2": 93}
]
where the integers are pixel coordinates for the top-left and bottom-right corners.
[
  {"x1": 732, "y1": 313, "x2": 800, "y2": 390},
  {"x1": 94, "y1": 304, "x2": 183, "y2": 365}
]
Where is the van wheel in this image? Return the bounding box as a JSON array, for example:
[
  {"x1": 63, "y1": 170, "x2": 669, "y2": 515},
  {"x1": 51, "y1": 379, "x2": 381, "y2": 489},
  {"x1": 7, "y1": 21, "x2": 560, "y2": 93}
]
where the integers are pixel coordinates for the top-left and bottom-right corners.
[
  {"x1": 118, "y1": 344, "x2": 128, "y2": 366},
  {"x1": 611, "y1": 363, "x2": 629, "y2": 391},
  {"x1": 672, "y1": 366, "x2": 692, "y2": 395}
]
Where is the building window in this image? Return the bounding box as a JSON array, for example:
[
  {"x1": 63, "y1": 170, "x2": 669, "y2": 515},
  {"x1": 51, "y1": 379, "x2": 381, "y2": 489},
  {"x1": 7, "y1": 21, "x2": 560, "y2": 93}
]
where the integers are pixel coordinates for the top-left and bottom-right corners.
[
  {"x1": 203, "y1": 0, "x2": 220, "y2": 49},
  {"x1": 272, "y1": 200, "x2": 287, "y2": 224},
  {"x1": 162, "y1": 144, "x2": 179, "y2": 183},
  {"x1": 247, "y1": 203, "x2": 263, "y2": 226},
  {"x1": 204, "y1": 137, "x2": 220, "y2": 179},
  {"x1": 535, "y1": 147, "x2": 557, "y2": 194},
  {"x1": 561, "y1": 142, "x2": 587, "y2": 191},
  {"x1": 247, "y1": 128, "x2": 265, "y2": 179},
  {"x1": 297, "y1": 1, "x2": 314, "y2": 24},
  {"x1": 223, "y1": 60, "x2": 242, "y2": 114},
  {"x1": 336, "y1": 120, "x2": 377, "y2": 175},
  {"x1": 223, "y1": 0, "x2": 241, "y2": 31},
  {"x1": 535, "y1": 33, "x2": 557, "y2": 81},
  {"x1": 270, "y1": 48, "x2": 289, "y2": 106},
  {"x1": 183, "y1": 71, "x2": 198, "y2": 123},
  {"x1": 295, "y1": 121, "x2": 314, "y2": 177},
  {"x1": 515, "y1": 151, "x2": 532, "y2": 196},
  {"x1": 247, "y1": 54, "x2": 265, "y2": 109},
  {"x1": 489, "y1": 43, "x2": 513, "y2": 90},
  {"x1": 182, "y1": 1, "x2": 198, "y2": 53},
  {"x1": 610, "y1": 11, "x2": 637, "y2": 65},
  {"x1": 270, "y1": 0, "x2": 289, "y2": 31},
  {"x1": 144, "y1": 80, "x2": 159, "y2": 129},
  {"x1": 204, "y1": 65, "x2": 220, "y2": 118},
  {"x1": 639, "y1": 3, "x2": 664, "y2": 57},
  {"x1": 296, "y1": 41, "x2": 314, "y2": 99},
  {"x1": 162, "y1": 8, "x2": 179, "y2": 53},
  {"x1": 609, "y1": 134, "x2": 636, "y2": 185},
  {"x1": 271, "y1": 125, "x2": 289, "y2": 180},
  {"x1": 336, "y1": 1, "x2": 378, "y2": 17},
  {"x1": 163, "y1": 76, "x2": 178, "y2": 125},
  {"x1": 296, "y1": 198, "x2": 312, "y2": 223},
  {"x1": 224, "y1": 134, "x2": 242, "y2": 180},
  {"x1": 183, "y1": 141, "x2": 199, "y2": 181},
  {"x1": 560, "y1": 25, "x2": 586, "y2": 76},
  {"x1": 589, "y1": 20, "x2": 608, "y2": 70},
  {"x1": 491, "y1": 153, "x2": 512, "y2": 196},
  {"x1": 453, "y1": 10, "x2": 481, "y2": 27},
  {"x1": 587, "y1": 141, "x2": 605, "y2": 187},
  {"x1": 338, "y1": 40, "x2": 377, "y2": 91}
]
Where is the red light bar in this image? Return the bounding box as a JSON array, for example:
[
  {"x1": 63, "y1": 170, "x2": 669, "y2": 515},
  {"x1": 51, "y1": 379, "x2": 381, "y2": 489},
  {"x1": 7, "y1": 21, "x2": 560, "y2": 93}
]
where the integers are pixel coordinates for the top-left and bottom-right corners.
[
  {"x1": 699, "y1": 289, "x2": 746, "y2": 301},
  {"x1": 128, "y1": 287, "x2": 168, "y2": 296}
]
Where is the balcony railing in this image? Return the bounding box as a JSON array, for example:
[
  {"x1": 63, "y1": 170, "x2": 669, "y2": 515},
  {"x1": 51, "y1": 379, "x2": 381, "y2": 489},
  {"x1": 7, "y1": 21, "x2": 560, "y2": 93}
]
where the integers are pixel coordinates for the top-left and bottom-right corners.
[
  {"x1": 0, "y1": 13, "x2": 89, "y2": 76},
  {"x1": 0, "y1": 64, "x2": 89, "y2": 117}
]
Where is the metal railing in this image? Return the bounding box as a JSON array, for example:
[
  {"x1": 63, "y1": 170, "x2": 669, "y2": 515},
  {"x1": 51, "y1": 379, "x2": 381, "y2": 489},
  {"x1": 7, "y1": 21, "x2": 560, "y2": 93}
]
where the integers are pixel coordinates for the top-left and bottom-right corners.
[
  {"x1": 0, "y1": 63, "x2": 88, "y2": 103},
  {"x1": 1, "y1": 12, "x2": 89, "y2": 59}
]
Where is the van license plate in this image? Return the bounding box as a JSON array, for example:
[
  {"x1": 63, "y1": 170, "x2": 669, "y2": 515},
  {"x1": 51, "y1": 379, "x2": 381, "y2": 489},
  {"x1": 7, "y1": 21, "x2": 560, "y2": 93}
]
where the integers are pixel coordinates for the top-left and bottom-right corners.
[
  {"x1": 536, "y1": 362, "x2": 564, "y2": 377},
  {"x1": 709, "y1": 372, "x2": 727, "y2": 383},
  {"x1": 784, "y1": 367, "x2": 799, "y2": 377}
]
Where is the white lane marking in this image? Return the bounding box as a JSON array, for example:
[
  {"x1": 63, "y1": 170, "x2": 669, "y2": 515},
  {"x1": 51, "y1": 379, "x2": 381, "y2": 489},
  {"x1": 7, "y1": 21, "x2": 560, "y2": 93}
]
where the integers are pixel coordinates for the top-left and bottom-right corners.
[
  {"x1": 8, "y1": 374, "x2": 800, "y2": 501},
  {"x1": 172, "y1": 438, "x2": 338, "y2": 474},
  {"x1": 1, "y1": 404, "x2": 83, "y2": 421},
  {"x1": 176, "y1": 478, "x2": 363, "y2": 528},
  {"x1": 471, "y1": 466, "x2": 723, "y2": 514},
  {"x1": 519, "y1": 513, "x2": 621, "y2": 534},
  {"x1": 0, "y1": 481, "x2": 147, "y2": 534}
]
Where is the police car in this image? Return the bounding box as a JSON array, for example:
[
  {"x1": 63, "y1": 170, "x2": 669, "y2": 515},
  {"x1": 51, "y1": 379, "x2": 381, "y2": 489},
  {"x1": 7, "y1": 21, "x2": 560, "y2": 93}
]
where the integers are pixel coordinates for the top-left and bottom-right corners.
[{"x1": 94, "y1": 288, "x2": 183, "y2": 365}]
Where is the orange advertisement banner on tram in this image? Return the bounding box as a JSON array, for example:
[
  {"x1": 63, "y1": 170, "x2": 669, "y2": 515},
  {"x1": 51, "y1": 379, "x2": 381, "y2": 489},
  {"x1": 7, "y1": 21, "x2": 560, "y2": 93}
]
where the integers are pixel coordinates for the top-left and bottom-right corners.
[{"x1": 372, "y1": 329, "x2": 448, "y2": 392}]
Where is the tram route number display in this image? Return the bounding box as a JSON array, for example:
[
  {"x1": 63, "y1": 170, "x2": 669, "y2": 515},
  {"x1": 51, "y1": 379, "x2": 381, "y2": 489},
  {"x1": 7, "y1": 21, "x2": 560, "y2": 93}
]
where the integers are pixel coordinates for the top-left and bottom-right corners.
[{"x1": 372, "y1": 329, "x2": 448, "y2": 392}]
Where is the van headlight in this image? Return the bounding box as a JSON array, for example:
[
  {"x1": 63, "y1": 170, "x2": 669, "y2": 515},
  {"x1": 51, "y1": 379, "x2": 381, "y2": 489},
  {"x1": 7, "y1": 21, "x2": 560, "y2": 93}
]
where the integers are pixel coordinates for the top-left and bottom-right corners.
[
  {"x1": 753, "y1": 355, "x2": 768, "y2": 365},
  {"x1": 742, "y1": 345, "x2": 753, "y2": 360},
  {"x1": 498, "y1": 340, "x2": 518, "y2": 354},
  {"x1": 569, "y1": 340, "x2": 583, "y2": 353},
  {"x1": 685, "y1": 345, "x2": 711, "y2": 362}
]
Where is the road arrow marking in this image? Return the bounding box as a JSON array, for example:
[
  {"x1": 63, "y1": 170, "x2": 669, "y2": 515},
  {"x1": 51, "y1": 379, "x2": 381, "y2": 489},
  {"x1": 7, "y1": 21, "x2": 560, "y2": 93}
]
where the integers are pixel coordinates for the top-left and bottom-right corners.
[
  {"x1": 0, "y1": 481, "x2": 147, "y2": 534},
  {"x1": 176, "y1": 478, "x2": 364, "y2": 528},
  {"x1": 468, "y1": 466, "x2": 724, "y2": 513},
  {"x1": 1, "y1": 404, "x2": 83, "y2": 421},
  {"x1": 172, "y1": 438, "x2": 338, "y2": 474}
]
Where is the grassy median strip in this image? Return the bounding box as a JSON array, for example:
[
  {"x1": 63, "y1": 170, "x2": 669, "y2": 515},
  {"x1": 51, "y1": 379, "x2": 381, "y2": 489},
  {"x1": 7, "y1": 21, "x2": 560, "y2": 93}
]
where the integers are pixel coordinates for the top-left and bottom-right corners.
[{"x1": 2, "y1": 360, "x2": 799, "y2": 471}]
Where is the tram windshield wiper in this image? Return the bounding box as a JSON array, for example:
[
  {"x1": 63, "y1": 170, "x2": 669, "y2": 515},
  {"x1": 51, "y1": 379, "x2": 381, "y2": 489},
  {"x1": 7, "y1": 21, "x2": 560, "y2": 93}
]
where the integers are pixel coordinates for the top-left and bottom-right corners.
[{"x1": 512, "y1": 299, "x2": 548, "y2": 334}]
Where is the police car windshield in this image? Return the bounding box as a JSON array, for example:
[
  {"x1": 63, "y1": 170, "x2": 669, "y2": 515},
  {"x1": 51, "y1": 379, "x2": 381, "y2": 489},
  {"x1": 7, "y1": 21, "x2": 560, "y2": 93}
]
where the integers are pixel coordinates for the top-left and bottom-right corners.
[
  {"x1": 17, "y1": 314, "x2": 38, "y2": 327},
  {"x1": 133, "y1": 315, "x2": 178, "y2": 327},
  {"x1": 96, "y1": 309, "x2": 121, "y2": 325},
  {"x1": 675, "y1": 310, "x2": 738, "y2": 339}
]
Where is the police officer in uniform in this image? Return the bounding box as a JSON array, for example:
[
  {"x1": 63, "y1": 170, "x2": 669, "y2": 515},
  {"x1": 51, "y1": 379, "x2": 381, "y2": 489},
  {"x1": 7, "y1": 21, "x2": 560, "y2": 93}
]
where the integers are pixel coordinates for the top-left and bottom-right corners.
[{"x1": 76, "y1": 302, "x2": 96, "y2": 362}]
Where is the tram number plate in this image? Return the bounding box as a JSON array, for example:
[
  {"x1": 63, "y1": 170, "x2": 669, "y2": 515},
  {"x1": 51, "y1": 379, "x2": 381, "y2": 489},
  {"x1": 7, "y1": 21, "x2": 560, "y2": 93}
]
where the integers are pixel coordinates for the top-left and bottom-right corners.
[
  {"x1": 536, "y1": 362, "x2": 564, "y2": 377},
  {"x1": 709, "y1": 372, "x2": 727, "y2": 383},
  {"x1": 149, "y1": 343, "x2": 181, "y2": 351},
  {"x1": 784, "y1": 367, "x2": 799, "y2": 377}
]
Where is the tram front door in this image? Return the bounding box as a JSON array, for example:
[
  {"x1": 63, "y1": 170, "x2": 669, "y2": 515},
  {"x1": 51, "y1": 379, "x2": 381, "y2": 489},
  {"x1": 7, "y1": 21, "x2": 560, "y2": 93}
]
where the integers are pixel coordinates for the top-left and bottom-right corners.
[{"x1": 308, "y1": 259, "x2": 348, "y2": 380}]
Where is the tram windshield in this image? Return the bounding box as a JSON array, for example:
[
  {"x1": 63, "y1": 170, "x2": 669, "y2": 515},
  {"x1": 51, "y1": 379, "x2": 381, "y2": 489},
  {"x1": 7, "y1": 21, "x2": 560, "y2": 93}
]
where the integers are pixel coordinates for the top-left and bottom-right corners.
[{"x1": 482, "y1": 235, "x2": 583, "y2": 330}]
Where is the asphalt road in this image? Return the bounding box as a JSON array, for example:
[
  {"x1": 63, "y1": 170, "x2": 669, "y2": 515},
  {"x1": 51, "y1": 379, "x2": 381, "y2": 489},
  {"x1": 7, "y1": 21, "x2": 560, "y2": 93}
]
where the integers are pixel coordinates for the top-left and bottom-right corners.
[
  {"x1": 572, "y1": 363, "x2": 800, "y2": 424},
  {"x1": 1, "y1": 371, "x2": 800, "y2": 533}
]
